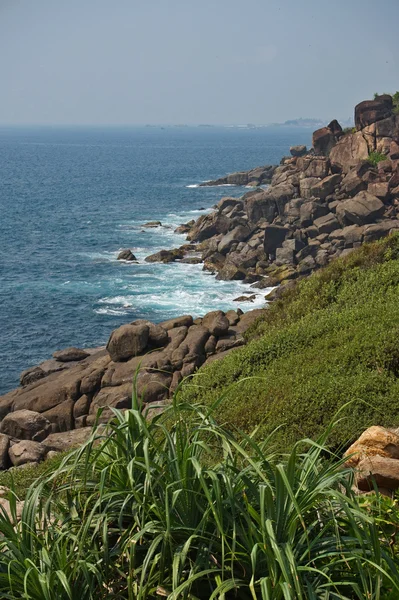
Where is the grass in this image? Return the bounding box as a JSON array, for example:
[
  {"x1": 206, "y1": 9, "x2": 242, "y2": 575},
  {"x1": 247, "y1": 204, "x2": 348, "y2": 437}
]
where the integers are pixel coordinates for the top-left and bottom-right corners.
[
  {"x1": 368, "y1": 151, "x2": 388, "y2": 166},
  {"x1": 0, "y1": 452, "x2": 69, "y2": 499},
  {"x1": 180, "y1": 235, "x2": 399, "y2": 451},
  {"x1": 0, "y1": 394, "x2": 398, "y2": 599}
]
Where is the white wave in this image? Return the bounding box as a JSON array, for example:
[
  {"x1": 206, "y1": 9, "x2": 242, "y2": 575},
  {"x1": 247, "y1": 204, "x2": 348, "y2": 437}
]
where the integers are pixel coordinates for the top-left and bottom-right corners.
[
  {"x1": 186, "y1": 184, "x2": 199, "y2": 188},
  {"x1": 94, "y1": 307, "x2": 130, "y2": 316}
]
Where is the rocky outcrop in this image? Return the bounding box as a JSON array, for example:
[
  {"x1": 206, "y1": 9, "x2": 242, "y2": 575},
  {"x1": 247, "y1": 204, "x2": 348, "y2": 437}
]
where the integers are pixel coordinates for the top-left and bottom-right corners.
[
  {"x1": 199, "y1": 165, "x2": 276, "y2": 187},
  {"x1": 149, "y1": 94, "x2": 399, "y2": 290},
  {"x1": 345, "y1": 426, "x2": 399, "y2": 495},
  {"x1": 0, "y1": 307, "x2": 267, "y2": 468},
  {"x1": 117, "y1": 249, "x2": 138, "y2": 261}
]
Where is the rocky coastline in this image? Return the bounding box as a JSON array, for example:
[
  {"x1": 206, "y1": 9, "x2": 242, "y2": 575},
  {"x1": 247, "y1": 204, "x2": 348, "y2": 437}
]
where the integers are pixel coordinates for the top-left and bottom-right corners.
[{"x1": 1, "y1": 93, "x2": 399, "y2": 470}]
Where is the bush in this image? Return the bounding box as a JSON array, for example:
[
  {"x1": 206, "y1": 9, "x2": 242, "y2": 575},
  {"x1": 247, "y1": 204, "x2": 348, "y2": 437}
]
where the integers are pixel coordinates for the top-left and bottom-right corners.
[
  {"x1": 368, "y1": 151, "x2": 387, "y2": 166},
  {"x1": 181, "y1": 235, "x2": 399, "y2": 451},
  {"x1": 0, "y1": 398, "x2": 398, "y2": 598}
]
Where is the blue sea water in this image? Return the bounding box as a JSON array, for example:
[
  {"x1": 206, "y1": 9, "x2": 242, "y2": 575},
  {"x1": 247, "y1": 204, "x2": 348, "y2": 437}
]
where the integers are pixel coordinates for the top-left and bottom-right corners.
[{"x1": 0, "y1": 125, "x2": 311, "y2": 394}]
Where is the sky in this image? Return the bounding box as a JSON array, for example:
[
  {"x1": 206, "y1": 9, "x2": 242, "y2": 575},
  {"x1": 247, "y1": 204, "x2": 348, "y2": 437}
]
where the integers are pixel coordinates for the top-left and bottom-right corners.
[{"x1": 0, "y1": 0, "x2": 398, "y2": 125}]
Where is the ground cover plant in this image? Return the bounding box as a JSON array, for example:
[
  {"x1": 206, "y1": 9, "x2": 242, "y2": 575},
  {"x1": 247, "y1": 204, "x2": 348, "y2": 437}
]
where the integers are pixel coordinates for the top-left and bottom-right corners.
[
  {"x1": 0, "y1": 395, "x2": 398, "y2": 599},
  {"x1": 182, "y1": 235, "x2": 399, "y2": 450}
]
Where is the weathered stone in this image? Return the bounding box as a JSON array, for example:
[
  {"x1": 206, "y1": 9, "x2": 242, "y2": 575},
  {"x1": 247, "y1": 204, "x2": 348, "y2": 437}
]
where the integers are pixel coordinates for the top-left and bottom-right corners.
[
  {"x1": 202, "y1": 310, "x2": 229, "y2": 336},
  {"x1": 336, "y1": 192, "x2": 385, "y2": 226},
  {"x1": 158, "y1": 315, "x2": 193, "y2": 330},
  {"x1": 330, "y1": 132, "x2": 369, "y2": 173},
  {"x1": 299, "y1": 177, "x2": 321, "y2": 199},
  {"x1": 341, "y1": 169, "x2": 367, "y2": 197},
  {"x1": 117, "y1": 249, "x2": 137, "y2": 261},
  {"x1": 218, "y1": 226, "x2": 251, "y2": 254},
  {"x1": 20, "y1": 366, "x2": 46, "y2": 387},
  {"x1": 298, "y1": 157, "x2": 330, "y2": 179},
  {"x1": 275, "y1": 246, "x2": 295, "y2": 266},
  {"x1": 9, "y1": 440, "x2": 46, "y2": 466},
  {"x1": 367, "y1": 182, "x2": 390, "y2": 201},
  {"x1": 187, "y1": 212, "x2": 230, "y2": 242},
  {"x1": 204, "y1": 335, "x2": 217, "y2": 355},
  {"x1": 312, "y1": 127, "x2": 336, "y2": 156},
  {"x1": 0, "y1": 434, "x2": 10, "y2": 470},
  {"x1": 363, "y1": 220, "x2": 399, "y2": 243},
  {"x1": 106, "y1": 323, "x2": 149, "y2": 362},
  {"x1": 313, "y1": 213, "x2": 340, "y2": 234},
  {"x1": 390, "y1": 141, "x2": 399, "y2": 160},
  {"x1": 143, "y1": 221, "x2": 162, "y2": 228},
  {"x1": 42, "y1": 399, "x2": 74, "y2": 433},
  {"x1": 216, "y1": 261, "x2": 246, "y2": 281},
  {"x1": 263, "y1": 225, "x2": 289, "y2": 255},
  {"x1": 297, "y1": 255, "x2": 316, "y2": 274},
  {"x1": 145, "y1": 248, "x2": 185, "y2": 263},
  {"x1": 311, "y1": 174, "x2": 341, "y2": 200},
  {"x1": 355, "y1": 96, "x2": 393, "y2": 130},
  {"x1": 344, "y1": 426, "x2": 399, "y2": 467},
  {"x1": 0, "y1": 410, "x2": 52, "y2": 442},
  {"x1": 53, "y1": 347, "x2": 90, "y2": 362},
  {"x1": 340, "y1": 225, "x2": 364, "y2": 246},
  {"x1": 356, "y1": 456, "x2": 399, "y2": 491},
  {"x1": 299, "y1": 201, "x2": 329, "y2": 227},
  {"x1": 73, "y1": 394, "x2": 91, "y2": 419},
  {"x1": 130, "y1": 320, "x2": 169, "y2": 348},
  {"x1": 42, "y1": 428, "x2": 94, "y2": 452},
  {"x1": 136, "y1": 371, "x2": 172, "y2": 403},
  {"x1": 225, "y1": 310, "x2": 240, "y2": 326},
  {"x1": 290, "y1": 145, "x2": 307, "y2": 157},
  {"x1": 89, "y1": 384, "x2": 132, "y2": 422}
]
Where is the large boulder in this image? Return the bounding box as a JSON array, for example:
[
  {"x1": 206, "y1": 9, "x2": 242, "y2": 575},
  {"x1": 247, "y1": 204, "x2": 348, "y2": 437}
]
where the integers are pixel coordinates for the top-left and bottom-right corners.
[
  {"x1": 218, "y1": 226, "x2": 251, "y2": 254},
  {"x1": 0, "y1": 410, "x2": 52, "y2": 442},
  {"x1": 312, "y1": 127, "x2": 336, "y2": 156},
  {"x1": 355, "y1": 95, "x2": 393, "y2": 130},
  {"x1": 311, "y1": 174, "x2": 341, "y2": 200},
  {"x1": 53, "y1": 347, "x2": 90, "y2": 362},
  {"x1": 42, "y1": 427, "x2": 94, "y2": 452},
  {"x1": 344, "y1": 426, "x2": 399, "y2": 467},
  {"x1": 290, "y1": 145, "x2": 307, "y2": 157},
  {"x1": 117, "y1": 249, "x2": 137, "y2": 261},
  {"x1": 145, "y1": 249, "x2": 185, "y2": 263},
  {"x1": 135, "y1": 371, "x2": 173, "y2": 403},
  {"x1": 187, "y1": 213, "x2": 230, "y2": 242},
  {"x1": 9, "y1": 440, "x2": 46, "y2": 466},
  {"x1": 158, "y1": 315, "x2": 193, "y2": 330},
  {"x1": 329, "y1": 132, "x2": 369, "y2": 173},
  {"x1": 202, "y1": 310, "x2": 230, "y2": 336},
  {"x1": 299, "y1": 177, "x2": 322, "y2": 199},
  {"x1": 263, "y1": 225, "x2": 290, "y2": 255},
  {"x1": 336, "y1": 192, "x2": 385, "y2": 226},
  {"x1": 245, "y1": 190, "x2": 278, "y2": 223},
  {"x1": 42, "y1": 399, "x2": 74, "y2": 433},
  {"x1": 356, "y1": 455, "x2": 399, "y2": 491},
  {"x1": 313, "y1": 213, "x2": 340, "y2": 234},
  {"x1": 106, "y1": 323, "x2": 149, "y2": 362},
  {"x1": 0, "y1": 434, "x2": 10, "y2": 470}
]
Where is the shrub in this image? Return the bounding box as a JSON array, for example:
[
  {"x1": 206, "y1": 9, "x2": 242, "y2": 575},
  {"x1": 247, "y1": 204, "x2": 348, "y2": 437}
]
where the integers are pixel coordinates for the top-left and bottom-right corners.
[
  {"x1": 0, "y1": 398, "x2": 398, "y2": 598},
  {"x1": 181, "y1": 235, "x2": 399, "y2": 450},
  {"x1": 368, "y1": 151, "x2": 387, "y2": 166}
]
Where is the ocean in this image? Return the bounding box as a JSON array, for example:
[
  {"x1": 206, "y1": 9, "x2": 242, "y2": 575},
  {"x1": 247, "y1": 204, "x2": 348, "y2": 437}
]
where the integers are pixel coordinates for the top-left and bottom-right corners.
[{"x1": 0, "y1": 125, "x2": 311, "y2": 394}]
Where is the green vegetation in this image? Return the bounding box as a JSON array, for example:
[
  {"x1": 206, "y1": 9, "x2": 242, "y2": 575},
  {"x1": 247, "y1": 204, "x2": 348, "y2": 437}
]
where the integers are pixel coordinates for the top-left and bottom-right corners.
[
  {"x1": 0, "y1": 397, "x2": 398, "y2": 599},
  {"x1": 0, "y1": 451, "x2": 68, "y2": 499},
  {"x1": 368, "y1": 151, "x2": 388, "y2": 166},
  {"x1": 343, "y1": 126, "x2": 356, "y2": 135},
  {"x1": 181, "y1": 235, "x2": 399, "y2": 450}
]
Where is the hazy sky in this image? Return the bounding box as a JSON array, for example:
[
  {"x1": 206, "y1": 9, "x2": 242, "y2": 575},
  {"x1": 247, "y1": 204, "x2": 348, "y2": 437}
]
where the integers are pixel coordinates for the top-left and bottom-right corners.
[{"x1": 0, "y1": 0, "x2": 398, "y2": 125}]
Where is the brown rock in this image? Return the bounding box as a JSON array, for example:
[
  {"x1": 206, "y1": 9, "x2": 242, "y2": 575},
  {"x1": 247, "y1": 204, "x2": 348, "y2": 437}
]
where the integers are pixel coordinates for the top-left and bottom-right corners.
[
  {"x1": 336, "y1": 192, "x2": 385, "y2": 225},
  {"x1": 159, "y1": 315, "x2": 193, "y2": 330},
  {"x1": 42, "y1": 427, "x2": 94, "y2": 452},
  {"x1": 290, "y1": 145, "x2": 307, "y2": 157},
  {"x1": 0, "y1": 434, "x2": 10, "y2": 470},
  {"x1": 344, "y1": 426, "x2": 399, "y2": 467},
  {"x1": 20, "y1": 366, "x2": 46, "y2": 387},
  {"x1": 355, "y1": 96, "x2": 393, "y2": 130},
  {"x1": 312, "y1": 127, "x2": 336, "y2": 156},
  {"x1": 53, "y1": 347, "x2": 90, "y2": 362},
  {"x1": 367, "y1": 182, "x2": 390, "y2": 201},
  {"x1": 263, "y1": 225, "x2": 289, "y2": 255},
  {"x1": 0, "y1": 410, "x2": 52, "y2": 442},
  {"x1": 299, "y1": 177, "x2": 321, "y2": 199},
  {"x1": 136, "y1": 371, "x2": 172, "y2": 403},
  {"x1": 145, "y1": 248, "x2": 185, "y2": 263},
  {"x1": 42, "y1": 399, "x2": 74, "y2": 433},
  {"x1": 356, "y1": 455, "x2": 399, "y2": 491},
  {"x1": 106, "y1": 322, "x2": 149, "y2": 362},
  {"x1": 202, "y1": 310, "x2": 230, "y2": 336},
  {"x1": 73, "y1": 394, "x2": 91, "y2": 419},
  {"x1": 225, "y1": 310, "x2": 240, "y2": 326},
  {"x1": 117, "y1": 249, "x2": 137, "y2": 261},
  {"x1": 330, "y1": 132, "x2": 369, "y2": 173},
  {"x1": 313, "y1": 213, "x2": 340, "y2": 234},
  {"x1": 9, "y1": 440, "x2": 46, "y2": 466},
  {"x1": 311, "y1": 174, "x2": 341, "y2": 199}
]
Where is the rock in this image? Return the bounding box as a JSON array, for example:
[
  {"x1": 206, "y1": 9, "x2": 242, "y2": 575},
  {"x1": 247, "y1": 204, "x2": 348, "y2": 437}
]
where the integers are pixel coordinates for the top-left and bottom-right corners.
[
  {"x1": 356, "y1": 456, "x2": 399, "y2": 492},
  {"x1": 215, "y1": 333, "x2": 245, "y2": 353},
  {"x1": 341, "y1": 169, "x2": 367, "y2": 197},
  {"x1": 298, "y1": 156, "x2": 330, "y2": 179},
  {"x1": 233, "y1": 309, "x2": 268, "y2": 333},
  {"x1": 130, "y1": 320, "x2": 169, "y2": 348},
  {"x1": 216, "y1": 261, "x2": 246, "y2": 281},
  {"x1": 299, "y1": 177, "x2": 321, "y2": 199},
  {"x1": 145, "y1": 248, "x2": 185, "y2": 263},
  {"x1": 42, "y1": 428, "x2": 94, "y2": 452},
  {"x1": 299, "y1": 201, "x2": 329, "y2": 227},
  {"x1": 367, "y1": 182, "x2": 390, "y2": 201},
  {"x1": 73, "y1": 394, "x2": 91, "y2": 419},
  {"x1": 143, "y1": 221, "x2": 162, "y2": 228},
  {"x1": 117, "y1": 249, "x2": 137, "y2": 261},
  {"x1": 42, "y1": 399, "x2": 74, "y2": 433},
  {"x1": 187, "y1": 213, "x2": 230, "y2": 242},
  {"x1": 0, "y1": 410, "x2": 52, "y2": 442},
  {"x1": 355, "y1": 95, "x2": 393, "y2": 130},
  {"x1": 390, "y1": 141, "x2": 399, "y2": 160},
  {"x1": 297, "y1": 255, "x2": 316, "y2": 274},
  {"x1": 217, "y1": 197, "x2": 243, "y2": 212},
  {"x1": 336, "y1": 192, "x2": 385, "y2": 226},
  {"x1": 0, "y1": 434, "x2": 10, "y2": 470},
  {"x1": 225, "y1": 310, "x2": 240, "y2": 326},
  {"x1": 204, "y1": 335, "x2": 217, "y2": 354},
  {"x1": 311, "y1": 174, "x2": 342, "y2": 200},
  {"x1": 363, "y1": 220, "x2": 399, "y2": 243},
  {"x1": 330, "y1": 132, "x2": 369, "y2": 173},
  {"x1": 135, "y1": 371, "x2": 172, "y2": 403},
  {"x1": 159, "y1": 315, "x2": 193, "y2": 330},
  {"x1": 218, "y1": 226, "x2": 251, "y2": 255},
  {"x1": 340, "y1": 225, "x2": 364, "y2": 246},
  {"x1": 233, "y1": 295, "x2": 256, "y2": 302},
  {"x1": 53, "y1": 347, "x2": 90, "y2": 362},
  {"x1": 89, "y1": 384, "x2": 132, "y2": 423},
  {"x1": 20, "y1": 366, "x2": 46, "y2": 387},
  {"x1": 174, "y1": 220, "x2": 195, "y2": 234},
  {"x1": 312, "y1": 127, "x2": 337, "y2": 156},
  {"x1": 106, "y1": 322, "x2": 149, "y2": 362},
  {"x1": 345, "y1": 426, "x2": 399, "y2": 467},
  {"x1": 9, "y1": 440, "x2": 46, "y2": 466},
  {"x1": 245, "y1": 190, "x2": 277, "y2": 223},
  {"x1": 275, "y1": 246, "x2": 295, "y2": 266},
  {"x1": 313, "y1": 213, "x2": 340, "y2": 234},
  {"x1": 202, "y1": 311, "x2": 229, "y2": 336},
  {"x1": 290, "y1": 145, "x2": 307, "y2": 157},
  {"x1": 263, "y1": 225, "x2": 289, "y2": 255}
]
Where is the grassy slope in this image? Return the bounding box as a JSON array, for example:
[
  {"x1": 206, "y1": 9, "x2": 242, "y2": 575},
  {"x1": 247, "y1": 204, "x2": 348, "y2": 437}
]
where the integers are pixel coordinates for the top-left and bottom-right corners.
[{"x1": 180, "y1": 235, "x2": 399, "y2": 450}]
